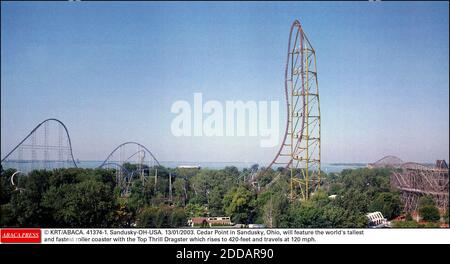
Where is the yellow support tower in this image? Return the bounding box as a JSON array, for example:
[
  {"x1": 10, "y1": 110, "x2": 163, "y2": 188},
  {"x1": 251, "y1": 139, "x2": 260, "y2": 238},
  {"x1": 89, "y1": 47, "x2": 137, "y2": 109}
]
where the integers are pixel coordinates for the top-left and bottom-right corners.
[
  {"x1": 255, "y1": 20, "x2": 321, "y2": 201},
  {"x1": 287, "y1": 20, "x2": 321, "y2": 201}
]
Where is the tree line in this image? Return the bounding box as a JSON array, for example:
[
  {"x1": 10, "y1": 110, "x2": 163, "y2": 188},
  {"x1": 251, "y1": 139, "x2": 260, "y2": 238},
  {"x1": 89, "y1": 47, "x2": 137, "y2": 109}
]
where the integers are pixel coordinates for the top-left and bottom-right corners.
[{"x1": 0, "y1": 165, "x2": 447, "y2": 228}]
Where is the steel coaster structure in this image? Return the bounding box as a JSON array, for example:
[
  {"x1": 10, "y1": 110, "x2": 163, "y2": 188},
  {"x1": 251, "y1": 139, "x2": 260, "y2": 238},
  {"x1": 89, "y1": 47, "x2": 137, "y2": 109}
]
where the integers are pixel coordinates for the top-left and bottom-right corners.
[
  {"x1": 258, "y1": 20, "x2": 321, "y2": 201},
  {"x1": 99, "y1": 141, "x2": 160, "y2": 168},
  {"x1": 98, "y1": 142, "x2": 161, "y2": 196},
  {"x1": 1, "y1": 119, "x2": 162, "y2": 197},
  {"x1": 1, "y1": 118, "x2": 78, "y2": 172}
]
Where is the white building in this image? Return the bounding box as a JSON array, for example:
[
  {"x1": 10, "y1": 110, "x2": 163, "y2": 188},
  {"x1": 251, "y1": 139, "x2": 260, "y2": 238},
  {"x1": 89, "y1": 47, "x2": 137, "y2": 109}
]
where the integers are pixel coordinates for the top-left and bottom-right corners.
[{"x1": 366, "y1": 211, "x2": 390, "y2": 228}]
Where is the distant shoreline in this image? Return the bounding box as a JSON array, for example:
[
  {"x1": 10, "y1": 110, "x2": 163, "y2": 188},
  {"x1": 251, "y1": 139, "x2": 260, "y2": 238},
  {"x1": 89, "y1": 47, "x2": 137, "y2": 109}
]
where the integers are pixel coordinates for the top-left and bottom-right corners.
[{"x1": 2, "y1": 160, "x2": 369, "y2": 173}]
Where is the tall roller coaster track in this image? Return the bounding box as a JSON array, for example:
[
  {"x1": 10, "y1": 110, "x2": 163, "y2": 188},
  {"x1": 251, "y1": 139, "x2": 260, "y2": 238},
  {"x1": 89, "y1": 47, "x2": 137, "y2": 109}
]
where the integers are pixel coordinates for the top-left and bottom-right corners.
[
  {"x1": 1, "y1": 118, "x2": 78, "y2": 170},
  {"x1": 258, "y1": 20, "x2": 321, "y2": 201},
  {"x1": 1, "y1": 20, "x2": 321, "y2": 201}
]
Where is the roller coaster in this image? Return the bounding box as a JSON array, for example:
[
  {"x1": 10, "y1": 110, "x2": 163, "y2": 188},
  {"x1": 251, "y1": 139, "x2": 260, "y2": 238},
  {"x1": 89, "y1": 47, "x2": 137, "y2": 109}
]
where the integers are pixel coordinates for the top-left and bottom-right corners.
[
  {"x1": 1, "y1": 118, "x2": 78, "y2": 170},
  {"x1": 99, "y1": 141, "x2": 161, "y2": 196},
  {"x1": 256, "y1": 20, "x2": 321, "y2": 201},
  {"x1": 1, "y1": 118, "x2": 161, "y2": 196},
  {"x1": 369, "y1": 155, "x2": 449, "y2": 213},
  {"x1": 2, "y1": 20, "x2": 322, "y2": 201}
]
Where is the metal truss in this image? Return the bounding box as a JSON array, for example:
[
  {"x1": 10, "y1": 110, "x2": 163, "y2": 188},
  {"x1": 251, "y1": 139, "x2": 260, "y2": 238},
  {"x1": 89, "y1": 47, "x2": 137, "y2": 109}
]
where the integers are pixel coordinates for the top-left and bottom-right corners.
[
  {"x1": 99, "y1": 141, "x2": 161, "y2": 196},
  {"x1": 1, "y1": 119, "x2": 162, "y2": 198},
  {"x1": 1, "y1": 118, "x2": 78, "y2": 171},
  {"x1": 258, "y1": 20, "x2": 321, "y2": 201}
]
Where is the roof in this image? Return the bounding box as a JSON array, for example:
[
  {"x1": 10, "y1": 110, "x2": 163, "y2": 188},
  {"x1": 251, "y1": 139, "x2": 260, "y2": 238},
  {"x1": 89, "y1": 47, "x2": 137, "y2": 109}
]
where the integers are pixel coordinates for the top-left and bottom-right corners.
[
  {"x1": 178, "y1": 165, "x2": 201, "y2": 169},
  {"x1": 189, "y1": 217, "x2": 208, "y2": 224}
]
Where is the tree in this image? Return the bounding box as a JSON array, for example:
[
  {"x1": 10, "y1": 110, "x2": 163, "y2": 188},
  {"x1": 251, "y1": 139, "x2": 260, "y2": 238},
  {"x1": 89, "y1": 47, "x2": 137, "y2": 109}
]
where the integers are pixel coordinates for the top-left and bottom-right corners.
[
  {"x1": 0, "y1": 203, "x2": 15, "y2": 227},
  {"x1": 393, "y1": 221, "x2": 424, "y2": 228},
  {"x1": 128, "y1": 179, "x2": 155, "y2": 212},
  {"x1": 185, "y1": 203, "x2": 208, "y2": 218},
  {"x1": 393, "y1": 221, "x2": 440, "y2": 228},
  {"x1": 208, "y1": 187, "x2": 224, "y2": 216},
  {"x1": 287, "y1": 201, "x2": 326, "y2": 227},
  {"x1": 136, "y1": 206, "x2": 158, "y2": 227},
  {"x1": 258, "y1": 172, "x2": 274, "y2": 187},
  {"x1": 223, "y1": 185, "x2": 255, "y2": 224},
  {"x1": 49, "y1": 168, "x2": 81, "y2": 186},
  {"x1": 418, "y1": 196, "x2": 440, "y2": 222},
  {"x1": 419, "y1": 206, "x2": 440, "y2": 222},
  {"x1": 0, "y1": 169, "x2": 16, "y2": 205},
  {"x1": 170, "y1": 207, "x2": 187, "y2": 227},
  {"x1": 262, "y1": 193, "x2": 288, "y2": 228},
  {"x1": 0, "y1": 169, "x2": 16, "y2": 226},
  {"x1": 136, "y1": 205, "x2": 186, "y2": 228},
  {"x1": 328, "y1": 182, "x2": 343, "y2": 195},
  {"x1": 335, "y1": 188, "x2": 369, "y2": 214},
  {"x1": 112, "y1": 198, "x2": 134, "y2": 227},
  {"x1": 189, "y1": 170, "x2": 211, "y2": 205},
  {"x1": 368, "y1": 192, "x2": 402, "y2": 219},
  {"x1": 405, "y1": 213, "x2": 413, "y2": 221},
  {"x1": 420, "y1": 206, "x2": 440, "y2": 222},
  {"x1": 9, "y1": 170, "x2": 53, "y2": 226},
  {"x1": 418, "y1": 196, "x2": 436, "y2": 208},
  {"x1": 172, "y1": 178, "x2": 185, "y2": 206},
  {"x1": 1, "y1": 167, "x2": 191, "y2": 228},
  {"x1": 223, "y1": 166, "x2": 239, "y2": 178},
  {"x1": 340, "y1": 168, "x2": 391, "y2": 197},
  {"x1": 42, "y1": 179, "x2": 116, "y2": 227}
]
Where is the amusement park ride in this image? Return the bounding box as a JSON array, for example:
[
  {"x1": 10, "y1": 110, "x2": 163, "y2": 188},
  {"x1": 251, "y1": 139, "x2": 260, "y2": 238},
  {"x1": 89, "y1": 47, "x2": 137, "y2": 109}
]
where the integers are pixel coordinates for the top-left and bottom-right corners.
[
  {"x1": 1, "y1": 118, "x2": 162, "y2": 197},
  {"x1": 1, "y1": 20, "x2": 322, "y2": 201},
  {"x1": 256, "y1": 20, "x2": 321, "y2": 201},
  {"x1": 2, "y1": 19, "x2": 448, "y2": 209}
]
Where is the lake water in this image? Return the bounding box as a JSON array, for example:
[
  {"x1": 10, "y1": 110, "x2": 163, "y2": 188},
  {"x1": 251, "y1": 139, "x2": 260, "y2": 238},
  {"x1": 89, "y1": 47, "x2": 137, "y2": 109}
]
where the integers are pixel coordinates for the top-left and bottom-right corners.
[{"x1": 2, "y1": 160, "x2": 367, "y2": 173}]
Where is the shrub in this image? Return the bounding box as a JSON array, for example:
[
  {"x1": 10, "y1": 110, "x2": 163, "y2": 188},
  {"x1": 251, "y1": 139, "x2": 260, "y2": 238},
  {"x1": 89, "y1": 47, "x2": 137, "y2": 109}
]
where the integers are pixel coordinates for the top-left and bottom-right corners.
[
  {"x1": 405, "y1": 213, "x2": 413, "y2": 221},
  {"x1": 420, "y1": 205, "x2": 440, "y2": 222},
  {"x1": 368, "y1": 192, "x2": 402, "y2": 219},
  {"x1": 136, "y1": 205, "x2": 186, "y2": 228},
  {"x1": 393, "y1": 221, "x2": 423, "y2": 228}
]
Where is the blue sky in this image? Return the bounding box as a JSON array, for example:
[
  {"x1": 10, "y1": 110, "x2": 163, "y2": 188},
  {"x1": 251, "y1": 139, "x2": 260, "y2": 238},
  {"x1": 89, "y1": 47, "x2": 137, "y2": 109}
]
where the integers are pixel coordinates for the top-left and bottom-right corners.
[{"x1": 1, "y1": 1, "x2": 448, "y2": 164}]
